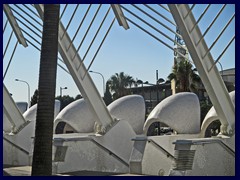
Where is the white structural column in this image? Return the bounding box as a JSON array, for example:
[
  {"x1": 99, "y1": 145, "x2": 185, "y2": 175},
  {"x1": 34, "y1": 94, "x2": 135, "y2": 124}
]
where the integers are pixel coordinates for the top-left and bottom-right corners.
[
  {"x1": 35, "y1": 5, "x2": 114, "y2": 133},
  {"x1": 111, "y1": 4, "x2": 129, "y2": 30},
  {"x1": 3, "y1": 84, "x2": 29, "y2": 134},
  {"x1": 168, "y1": 4, "x2": 235, "y2": 135},
  {"x1": 3, "y1": 4, "x2": 28, "y2": 47}
]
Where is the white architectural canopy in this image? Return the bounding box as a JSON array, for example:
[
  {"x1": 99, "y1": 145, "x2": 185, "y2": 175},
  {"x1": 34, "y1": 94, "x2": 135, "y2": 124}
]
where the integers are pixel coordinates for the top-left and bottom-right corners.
[
  {"x1": 3, "y1": 4, "x2": 235, "y2": 176},
  {"x1": 3, "y1": 4, "x2": 235, "y2": 135},
  {"x1": 143, "y1": 92, "x2": 200, "y2": 135}
]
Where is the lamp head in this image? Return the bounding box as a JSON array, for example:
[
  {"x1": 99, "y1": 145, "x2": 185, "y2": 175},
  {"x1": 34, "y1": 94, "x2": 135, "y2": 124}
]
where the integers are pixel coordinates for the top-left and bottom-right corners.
[{"x1": 136, "y1": 80, "x2": 143, "y2": 84}]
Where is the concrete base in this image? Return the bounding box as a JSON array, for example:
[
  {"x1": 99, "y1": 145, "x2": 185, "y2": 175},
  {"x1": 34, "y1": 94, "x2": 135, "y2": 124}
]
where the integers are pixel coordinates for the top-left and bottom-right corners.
[
  {"x1": 52, "y1": 120, "x2": 136, "y2": 174},
  {"x1": 129, "y1": 134, "x2": 198, "y2": 176},
  {"x1": 129, "y1": 134, "x2": 235, "y2": 176}
]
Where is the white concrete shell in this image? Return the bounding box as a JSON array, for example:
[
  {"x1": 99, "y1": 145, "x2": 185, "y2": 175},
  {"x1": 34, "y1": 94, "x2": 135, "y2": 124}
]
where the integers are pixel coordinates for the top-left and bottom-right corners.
[
  {"x1": 143, "y1": 92, "x2": 200, "y2": 135},
  {"x1": 108, "y1": 95, "x2": 145, "y2": 135},
  {"x1": 200, "y1": 91, "x2": 235, "y2": 137},
  {"x1": 23, "y1": 100, "x2": 61, "y2": 121},
  {"x1": 54, "y1": 99, "x2": 95, "y2": 133},
  {"x1": 54, "y1": 95, "x2": 146, "y2": 135}
]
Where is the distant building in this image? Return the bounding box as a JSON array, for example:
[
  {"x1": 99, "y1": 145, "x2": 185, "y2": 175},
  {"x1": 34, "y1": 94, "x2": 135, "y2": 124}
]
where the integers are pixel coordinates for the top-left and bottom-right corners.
[
  {"x1": 129, "y1": 82, "x2": 172, "y2": 114},
  {"x1": 129, "y1": 67, "x2": 235, "y2": 114},
  {"x1": 220, "y1": 68, "x2": 235, "y2": 92},
  {"x1": 193, "y1": 68, "x2": 235, "y2": 103}
]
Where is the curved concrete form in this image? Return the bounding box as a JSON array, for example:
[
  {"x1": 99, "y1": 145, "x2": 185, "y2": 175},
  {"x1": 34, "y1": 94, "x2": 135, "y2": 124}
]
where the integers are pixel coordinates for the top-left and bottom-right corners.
[
  {"x1": 200, "y1": 91, "x2": 235, "y2": 137},
  {"x1": 54, "y1": 99, "x2": 95, "y2": 134},
  {"x1": 23, "y1": 100, "x2": 61, "y2": 121},
  {"x1": 143, "y1": 92, "x2": 200, "y2": 135},
  {"x1": 108, "y1": 95, "x2": 145, "y2": 135},
  {"x1": 54, "y1": 95, "x2": 145, "y2": 135}
]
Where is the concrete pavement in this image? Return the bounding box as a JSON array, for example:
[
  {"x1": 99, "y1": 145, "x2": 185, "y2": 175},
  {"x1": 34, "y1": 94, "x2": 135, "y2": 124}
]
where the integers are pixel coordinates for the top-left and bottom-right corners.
[{"x1": 3, "y1": 166, "x2": 145, "y2": 176}]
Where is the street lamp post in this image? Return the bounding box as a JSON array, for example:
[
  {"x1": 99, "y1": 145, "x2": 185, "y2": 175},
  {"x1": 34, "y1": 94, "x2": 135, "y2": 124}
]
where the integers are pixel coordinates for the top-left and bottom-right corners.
[
  {"x1": 15, "y1": 78, "x2": 30, "y2": 108},
  {"x1": 144, "y1": 78, "x2": 165, "y2": 136},
  {"x1": 60, "y1": 87, "x2": 67, "y2": 97},
  {"x1": 89, "y1": 70, "x2": 105, "y2": 95},
  {"x1": 218, "y1": 61, "x2": 224, "y2": 76}
]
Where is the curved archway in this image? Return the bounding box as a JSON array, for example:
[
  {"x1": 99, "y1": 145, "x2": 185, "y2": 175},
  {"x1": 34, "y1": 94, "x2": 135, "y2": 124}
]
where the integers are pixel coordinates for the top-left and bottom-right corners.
[
  {"x1": 146, "y1": 121, "x2": 173, "y2": 136},
  {"x1": 204, "y1": 120, "x2": 221, "y2": 137},
  {"x1": 55, "y1": 122, "x2": 66, "y2": 134},
  {"x1": 143, "y1": 92, "x2": 200, "y2": 135}
]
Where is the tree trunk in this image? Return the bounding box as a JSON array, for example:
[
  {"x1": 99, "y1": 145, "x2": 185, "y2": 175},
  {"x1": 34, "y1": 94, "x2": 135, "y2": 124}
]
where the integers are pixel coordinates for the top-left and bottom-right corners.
[{"x1": 31, "y1": 4, "x2": 60, "y2": 176}]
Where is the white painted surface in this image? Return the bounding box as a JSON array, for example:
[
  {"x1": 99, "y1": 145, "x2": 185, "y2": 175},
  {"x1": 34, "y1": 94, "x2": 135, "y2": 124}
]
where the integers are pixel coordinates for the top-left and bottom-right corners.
[
  {"x1": 200, "y1": 91, "x2": 235, "y2": 137},
  {"x1": 53, "y1": 120, "x2": 136, "y2": 174},
  {"x1": 3, "y1": 84, "x2": 27, "y2": 133},
  {"x1": 23, "y1": 100, "x2": 60, "y2": 121},
  {"x1": 54, "y1": 99, "x2": 95, "y2": 133},
  {"x1": 184, "y1": 137, "x2": 235, "y2": 176},
  {"x1": 108, "y1": 95, "x2": 145, "y2": 135},
  {"x1": 143, "y1": 92, "x2": 200, "y2": 134},
  {"x1": 130, "y1": 134, "x2": 234, "y2": 176},
  {"x1": 3, "y1": 112, "x2": 12, "y2": 133},
  {"x1": 54, "y1": 95, "x2": 146, "y2": 134},
  {"x1": 129, "y1": 134, "x2": 198, "y2": 175},
  {"x1": 3, "y1": 100, "x2": 61, "y2": 166}
]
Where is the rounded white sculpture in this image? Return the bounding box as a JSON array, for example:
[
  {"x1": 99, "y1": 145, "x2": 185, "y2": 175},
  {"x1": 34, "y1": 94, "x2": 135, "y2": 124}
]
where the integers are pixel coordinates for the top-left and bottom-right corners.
[
  {"x1": 108, "y1": 95, "x2": 145, "y2": 135},
  {"x1": 54, "y1": 99, "x2": 95, "y2": 133},
  {"x1": 143, "y1": 92, "x2": 200, "y2": 135},
  {"x1": 54, "y1": 95, "x2": 145, "y2": 135},
  {"x1": 23, "y1": 100, "x2": 61, "y2": 121},
  {"x1": 200, "y1": 91, "x2": 235, "y2": 137}
]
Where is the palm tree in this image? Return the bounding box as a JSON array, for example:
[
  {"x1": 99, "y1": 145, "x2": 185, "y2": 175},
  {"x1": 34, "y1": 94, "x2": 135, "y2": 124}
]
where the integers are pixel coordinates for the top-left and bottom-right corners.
[
  {"x1": 168, "y1": 60, "x2": 201, "y2": 93},
  {"x1": 107, "y1": 72, "x2": 135, "y2": 100},
  {"x1": 31, "y1": 4, "x2": 60, "y2": 176},
  {"x1": 103, "y1": 82, "x2": 113, "y2": 105},
  {"x1": 30, "y1": 89, "x2": 39, "y2": 107}
]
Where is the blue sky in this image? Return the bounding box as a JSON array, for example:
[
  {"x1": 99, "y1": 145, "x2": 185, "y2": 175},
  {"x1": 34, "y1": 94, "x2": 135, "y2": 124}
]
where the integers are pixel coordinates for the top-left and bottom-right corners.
[{"x1": 3, "y1": 4, "x2": 235, "y2": 103}]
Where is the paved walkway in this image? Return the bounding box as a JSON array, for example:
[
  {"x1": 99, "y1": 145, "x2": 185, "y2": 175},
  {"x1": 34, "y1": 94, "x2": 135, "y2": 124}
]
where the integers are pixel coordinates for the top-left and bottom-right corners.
[
  {"x1": 3, "y1": 166, "x2": 32, "y2": 176},
  {"x1": 3, "y1": 166, "x2": 144, "y2": 176}
]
